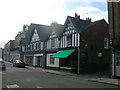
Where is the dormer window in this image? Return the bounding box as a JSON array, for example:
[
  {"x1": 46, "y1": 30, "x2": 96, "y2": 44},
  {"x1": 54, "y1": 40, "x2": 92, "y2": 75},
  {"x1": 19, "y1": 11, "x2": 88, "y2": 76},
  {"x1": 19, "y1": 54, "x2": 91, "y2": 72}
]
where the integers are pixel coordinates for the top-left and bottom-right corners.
[
  {"x1": 51, "y1": 39, "x2": 55, "y2": 48},
  {"x1": 31, "y1": 29, "x2": 40, "y2": 42}
]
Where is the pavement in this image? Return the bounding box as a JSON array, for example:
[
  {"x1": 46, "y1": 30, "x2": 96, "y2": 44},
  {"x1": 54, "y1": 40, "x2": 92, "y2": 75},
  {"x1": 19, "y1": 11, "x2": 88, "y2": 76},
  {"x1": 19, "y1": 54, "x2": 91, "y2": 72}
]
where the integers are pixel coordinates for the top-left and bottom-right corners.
[
  {"x1": 4, "y1": 61, "x2": 120, "y2": 86},
  {"x1": 26, "y1": 66, "x2": 120, "y2": 86}
]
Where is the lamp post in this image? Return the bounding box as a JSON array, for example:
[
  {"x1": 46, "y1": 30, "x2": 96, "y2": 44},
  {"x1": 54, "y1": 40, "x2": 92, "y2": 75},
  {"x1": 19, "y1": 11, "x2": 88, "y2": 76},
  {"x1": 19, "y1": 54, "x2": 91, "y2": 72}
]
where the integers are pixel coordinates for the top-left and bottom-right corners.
[{"x1": 98, "y1": 52, "x2": 102, "y2": 80}]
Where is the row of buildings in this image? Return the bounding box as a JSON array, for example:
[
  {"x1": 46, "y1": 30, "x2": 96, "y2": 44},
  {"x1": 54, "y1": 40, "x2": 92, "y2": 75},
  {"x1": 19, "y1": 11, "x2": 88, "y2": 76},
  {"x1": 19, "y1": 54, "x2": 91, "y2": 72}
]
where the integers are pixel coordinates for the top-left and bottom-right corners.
[
  {"x1": 3, "y1": 14, "x2": 110, "y2": 73},
  {"x1": 3, "y1": 1, "x2": 120, "y2": 78}
]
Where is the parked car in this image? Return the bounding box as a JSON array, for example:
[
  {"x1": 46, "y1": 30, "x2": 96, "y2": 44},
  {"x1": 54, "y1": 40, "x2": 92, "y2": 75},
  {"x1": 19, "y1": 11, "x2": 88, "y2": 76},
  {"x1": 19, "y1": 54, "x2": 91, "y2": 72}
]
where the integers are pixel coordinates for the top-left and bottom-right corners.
[
  {"x1": 13, "y1": 60, "x2": 26, "y2": 68},
  {"x1": 0, "y1": 59, "x2": 6, "y2": 71}
]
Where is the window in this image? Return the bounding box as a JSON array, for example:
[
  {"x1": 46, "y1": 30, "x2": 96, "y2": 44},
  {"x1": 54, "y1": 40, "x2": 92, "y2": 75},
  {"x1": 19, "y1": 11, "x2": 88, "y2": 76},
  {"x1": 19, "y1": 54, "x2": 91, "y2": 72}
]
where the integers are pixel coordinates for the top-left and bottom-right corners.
[
  {"x1": 50, "y1": 55, "x2": 54, "y2": 64},
  {"x1": 43, "y1": 42, "x2": 46, "y2": 50},
  {"x1": 30, "y1": 45, "x2": 32, "y2": 50},
  {"x1": 28, "y1": 45, "x2": 30, "y2": 50},
  {"x1": 51, "y1": 39, "x2": 55, "y2": 48},
  {"x1": 81, "y1": 34, "x2": 87, "y2": 43},
  {"x1": 69, "y1": 23, "x2": 73, "y2": 29},
  {"x1": 36, "y1": 43, "x2": 39, "y2": 50},
  {"x1": 38, "y1": 43, "x2": 41, "y2": 49},
  {"x1": 81, "y1": 52, "x2": 87, "y2": 57},
  {"x1": 67, "y1": 35, "x2": 72, "y2": 47},
  {"x1": 32, "y1": 44, "x2": 34, "y2": 50},
  {"x1": 104, "y1": 38, "x2": 109, "y2": 49},
  {"x1": 116, "y1": 51, "x2": 120, "y2": 66}
]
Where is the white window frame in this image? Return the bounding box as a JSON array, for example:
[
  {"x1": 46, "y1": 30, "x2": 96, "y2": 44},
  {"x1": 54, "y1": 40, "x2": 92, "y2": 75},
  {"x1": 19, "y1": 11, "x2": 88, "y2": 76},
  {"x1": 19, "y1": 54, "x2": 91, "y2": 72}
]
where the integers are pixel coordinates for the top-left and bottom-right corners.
[{"x1": 104, "y1": 38, "x2": 109, "y2": 49}]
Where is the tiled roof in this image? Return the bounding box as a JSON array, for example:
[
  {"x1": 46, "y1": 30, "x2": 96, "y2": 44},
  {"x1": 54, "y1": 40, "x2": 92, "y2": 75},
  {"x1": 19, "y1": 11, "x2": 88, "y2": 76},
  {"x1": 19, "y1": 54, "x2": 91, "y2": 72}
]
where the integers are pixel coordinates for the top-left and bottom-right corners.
[
  {"x1": 51, "y1": 23, "x2": 64, "y2": 39},
  {"x1": 65, "y1": 16, "x2": 92, "y2": 33}
]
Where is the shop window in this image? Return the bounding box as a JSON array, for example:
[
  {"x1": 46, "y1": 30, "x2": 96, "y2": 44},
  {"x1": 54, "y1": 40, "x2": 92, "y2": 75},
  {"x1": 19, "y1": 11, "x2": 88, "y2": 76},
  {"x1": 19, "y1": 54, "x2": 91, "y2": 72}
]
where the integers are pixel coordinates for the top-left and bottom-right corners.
[
  {"x1": 50, "y1": 55, "x2": 55, "y2": 64},
  {"x1": 116, "y1": 51, "x2": 120, "y2": 66}
]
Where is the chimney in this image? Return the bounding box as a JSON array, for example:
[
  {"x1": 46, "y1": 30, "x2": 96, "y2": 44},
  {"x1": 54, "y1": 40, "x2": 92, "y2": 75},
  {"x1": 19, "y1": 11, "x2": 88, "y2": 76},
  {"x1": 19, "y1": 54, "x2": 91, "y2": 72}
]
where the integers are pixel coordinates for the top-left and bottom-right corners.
[
  {"x1": 75, "y1": 13, "x2": 80, "y2": 19},
  {"x1": 86, "y1": 18, "x2": 88, "y2": 21},
  {"x1": 89, "y1": 18, "x2": 92, "y2": 22},
  {"x1": 86, "y1": 17, "x2": 92, "y2": 22}
]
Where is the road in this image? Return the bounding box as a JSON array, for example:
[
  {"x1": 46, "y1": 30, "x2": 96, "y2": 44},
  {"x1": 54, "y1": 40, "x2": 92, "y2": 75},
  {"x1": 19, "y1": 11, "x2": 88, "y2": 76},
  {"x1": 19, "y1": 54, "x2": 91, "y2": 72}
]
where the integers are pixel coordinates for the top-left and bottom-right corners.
[{"x1": 1, "y1": 62, "x2": 119, "y2": 88}]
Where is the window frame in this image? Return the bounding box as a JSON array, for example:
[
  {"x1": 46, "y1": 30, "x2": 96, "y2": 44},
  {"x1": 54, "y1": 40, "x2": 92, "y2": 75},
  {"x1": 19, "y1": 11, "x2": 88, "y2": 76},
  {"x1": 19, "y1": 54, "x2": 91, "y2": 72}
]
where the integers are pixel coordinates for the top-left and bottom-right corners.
[{"x1": 50, "y1": 55, "x2": 55, "y2": 64}]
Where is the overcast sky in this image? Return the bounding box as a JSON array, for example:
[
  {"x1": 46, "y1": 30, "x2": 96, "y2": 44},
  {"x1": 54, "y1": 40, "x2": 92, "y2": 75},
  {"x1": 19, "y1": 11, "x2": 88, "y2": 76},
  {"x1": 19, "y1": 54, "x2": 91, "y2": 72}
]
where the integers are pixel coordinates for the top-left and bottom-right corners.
[{"x1": 0, "y1": 0, "x2": 108, "y2": 48}]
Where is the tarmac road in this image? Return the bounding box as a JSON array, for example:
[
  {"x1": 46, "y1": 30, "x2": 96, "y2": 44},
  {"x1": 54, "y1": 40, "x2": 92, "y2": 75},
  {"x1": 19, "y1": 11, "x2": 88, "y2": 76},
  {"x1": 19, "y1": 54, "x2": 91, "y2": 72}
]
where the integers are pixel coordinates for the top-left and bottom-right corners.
[{"x1": 1, "y1": 62, "x2": 119, "y2": 88}]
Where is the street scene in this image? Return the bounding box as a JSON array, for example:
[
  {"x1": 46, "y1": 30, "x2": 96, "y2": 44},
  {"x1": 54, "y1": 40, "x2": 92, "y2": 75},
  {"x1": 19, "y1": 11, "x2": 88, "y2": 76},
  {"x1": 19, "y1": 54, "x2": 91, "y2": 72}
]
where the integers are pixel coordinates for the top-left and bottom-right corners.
[
  {"x1": 1, "y1": 62, "x2": 118, "y2": 88},
  {"x1": 0, "y1": 0, "x2": 120, "y2": 89}
]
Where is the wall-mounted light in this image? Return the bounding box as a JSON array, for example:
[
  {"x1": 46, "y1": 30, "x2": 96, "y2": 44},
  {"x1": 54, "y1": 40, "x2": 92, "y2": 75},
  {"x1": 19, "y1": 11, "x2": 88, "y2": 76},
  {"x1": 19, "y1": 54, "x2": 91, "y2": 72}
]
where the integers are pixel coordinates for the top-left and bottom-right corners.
[{"x1": 85, "y1": 44, "x2": 88, "y2": 47}]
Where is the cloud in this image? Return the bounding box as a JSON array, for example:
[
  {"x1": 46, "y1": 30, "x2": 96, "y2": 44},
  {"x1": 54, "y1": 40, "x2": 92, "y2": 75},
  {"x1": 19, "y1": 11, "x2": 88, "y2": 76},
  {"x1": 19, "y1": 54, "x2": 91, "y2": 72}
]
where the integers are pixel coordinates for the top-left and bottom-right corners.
[
  {"x1": 60, "y1": 0, "x2": 107, "y2": 3},
  {"x1": 107, "y1": 0, "x2": 120, "y2": 2},
  {"x1": 72, "y1": 6, "x2": 108, "y2": 22},
  {"x1": 0, "y1": 0, "x2": 108, "y2": 44},
  {"x1": 54, "y1": 6, "x2": 108, "y2": 24},
  {"x1": 0, "y1": 42, "x2": 6, "y2": 48},
  {"x1": 61, "y1": 0, "x2": 119, "y2": 2}
]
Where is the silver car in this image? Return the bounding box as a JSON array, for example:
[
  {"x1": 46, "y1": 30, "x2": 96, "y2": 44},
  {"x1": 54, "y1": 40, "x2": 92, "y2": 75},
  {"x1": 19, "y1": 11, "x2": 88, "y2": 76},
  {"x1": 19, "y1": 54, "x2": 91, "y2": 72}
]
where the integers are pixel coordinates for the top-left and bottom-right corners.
[{"x1": 0, "y1": 59, "x2": 6, "y2": 71}]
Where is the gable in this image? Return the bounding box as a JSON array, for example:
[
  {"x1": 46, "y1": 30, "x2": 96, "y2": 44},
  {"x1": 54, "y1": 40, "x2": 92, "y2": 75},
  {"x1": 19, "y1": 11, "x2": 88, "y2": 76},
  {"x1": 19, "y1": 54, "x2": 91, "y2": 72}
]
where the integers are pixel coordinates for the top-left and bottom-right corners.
[
  {"x1": 49, "y1": 27, "x2": 57, "y2": 39},
  {"x1": 64, "y1": 16, "x2": 92, "y2": 34},
  {"x1": 63, "y1": 19, "x2": 76, "y2": 35},
  {"x1": 31, "y1": 28, "x2": 40, "y2": 42}
]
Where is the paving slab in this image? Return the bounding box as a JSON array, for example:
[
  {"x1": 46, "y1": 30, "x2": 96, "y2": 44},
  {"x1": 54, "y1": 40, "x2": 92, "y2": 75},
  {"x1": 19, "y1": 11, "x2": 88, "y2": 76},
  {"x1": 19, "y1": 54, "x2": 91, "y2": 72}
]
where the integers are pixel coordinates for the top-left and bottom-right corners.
[{"x1": 88, "y1": 78, "x2": 120, "y2": 86}]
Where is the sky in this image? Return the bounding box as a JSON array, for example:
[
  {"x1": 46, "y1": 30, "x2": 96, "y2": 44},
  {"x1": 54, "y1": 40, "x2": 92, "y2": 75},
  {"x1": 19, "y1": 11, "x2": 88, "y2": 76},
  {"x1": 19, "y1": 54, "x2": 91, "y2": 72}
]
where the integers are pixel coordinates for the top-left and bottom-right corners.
[{"x1": 0, "y1": 0, "x2": 109, "y2": 48}]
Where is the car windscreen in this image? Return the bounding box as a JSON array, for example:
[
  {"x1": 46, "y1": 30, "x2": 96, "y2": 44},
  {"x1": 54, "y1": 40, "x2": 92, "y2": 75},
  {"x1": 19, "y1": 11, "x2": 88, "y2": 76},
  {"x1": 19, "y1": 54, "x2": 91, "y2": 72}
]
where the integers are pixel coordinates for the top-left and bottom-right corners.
[
  {"x1": 0, "y1": 61, "x2": 4, "y2": 63},
  {"x1": 16, "y1": 60, "x2": 22, "y2": 63}
]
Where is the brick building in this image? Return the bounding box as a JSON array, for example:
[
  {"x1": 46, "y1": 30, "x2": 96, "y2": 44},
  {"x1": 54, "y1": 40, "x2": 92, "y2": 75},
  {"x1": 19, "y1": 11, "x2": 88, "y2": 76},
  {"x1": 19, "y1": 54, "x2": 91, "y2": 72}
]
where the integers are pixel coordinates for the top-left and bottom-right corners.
[{"x1": 108, "y1": 1, "x2": 120, "y2": 78}]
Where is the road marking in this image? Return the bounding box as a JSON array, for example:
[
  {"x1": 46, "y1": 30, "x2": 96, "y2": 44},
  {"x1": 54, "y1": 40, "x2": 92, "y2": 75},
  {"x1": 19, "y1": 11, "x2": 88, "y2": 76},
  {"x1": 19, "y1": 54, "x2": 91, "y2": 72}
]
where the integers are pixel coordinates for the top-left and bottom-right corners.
[
  {"x1": 7, "y1": 84, "x2": 19, "y2": 88},
  {"x1": 0, "y1": 72, "x2": 5, "y2": 74},
  {"x1": 36, "y1": 86, "x2": 43, "y2": 88}
]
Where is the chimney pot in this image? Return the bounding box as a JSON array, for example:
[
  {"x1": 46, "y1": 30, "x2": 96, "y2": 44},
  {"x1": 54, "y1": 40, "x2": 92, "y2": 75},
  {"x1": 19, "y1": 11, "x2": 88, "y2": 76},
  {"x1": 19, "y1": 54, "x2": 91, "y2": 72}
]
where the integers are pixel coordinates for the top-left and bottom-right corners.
[
  {"x1": 75, "y1": 13, "x2": 80, "y2": 19},
  {"x1": 89, "y1": 18, "x2": 91, "y2": 22}
]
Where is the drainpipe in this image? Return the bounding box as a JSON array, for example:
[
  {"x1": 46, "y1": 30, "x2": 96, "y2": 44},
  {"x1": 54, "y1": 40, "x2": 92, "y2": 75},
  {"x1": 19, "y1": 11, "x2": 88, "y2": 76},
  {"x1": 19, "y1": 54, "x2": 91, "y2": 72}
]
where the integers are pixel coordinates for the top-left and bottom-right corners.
[
  {"x1": 111, "y1": 2, "x2": 116, "y2": 77},
  {"x1": 78, "y1": 33, "x2": 81, "y2": 74},
  {"x1": 78, "y1": 47, "x2": 80, "y2": 74}
]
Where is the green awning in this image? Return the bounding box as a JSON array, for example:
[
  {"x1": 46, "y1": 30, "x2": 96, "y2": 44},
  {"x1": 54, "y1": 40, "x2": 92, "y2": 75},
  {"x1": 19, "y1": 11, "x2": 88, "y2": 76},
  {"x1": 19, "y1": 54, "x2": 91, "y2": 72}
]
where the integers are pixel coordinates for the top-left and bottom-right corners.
[{"x1": 51, "y1": 49, "x2": 75, "y2": 58}]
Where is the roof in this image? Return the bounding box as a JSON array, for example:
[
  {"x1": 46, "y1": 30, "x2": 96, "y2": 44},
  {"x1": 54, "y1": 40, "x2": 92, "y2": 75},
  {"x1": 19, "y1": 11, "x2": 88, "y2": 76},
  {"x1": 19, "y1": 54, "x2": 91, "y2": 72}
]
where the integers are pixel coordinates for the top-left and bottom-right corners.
[
  {"x1": 50, "y1": 23, "x2": 64, "y2": 38},
  {"x1": 20, "y1": 38, "x2": 28, "y2": 46},
  {"x1": 20, "y1": 23, "x2": 50, "y2": 45},
  {"x1": 21, "y1": 24, "x2": 35, "y2": 45},
  {"x1": 64, "y1": 16, "x2": 92, "y2": 33},
  {"x1": 84, "y1": 19, "x2": 108, "y2": 31},
  {"x1": 64, "y1": 16, "x2": 108, "y2": 33},
  {"x1": 33, "y1": 23, "x2": 50, "y2": 41}
]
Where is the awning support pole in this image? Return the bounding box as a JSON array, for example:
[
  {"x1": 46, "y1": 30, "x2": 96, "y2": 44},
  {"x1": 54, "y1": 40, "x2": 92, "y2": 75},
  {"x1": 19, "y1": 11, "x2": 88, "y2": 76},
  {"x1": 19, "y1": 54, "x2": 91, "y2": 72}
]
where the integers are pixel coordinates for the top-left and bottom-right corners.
[{"x1": 59, "y1": 59, "x2": 61, "y2": 71}]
